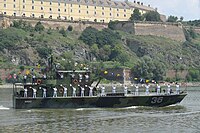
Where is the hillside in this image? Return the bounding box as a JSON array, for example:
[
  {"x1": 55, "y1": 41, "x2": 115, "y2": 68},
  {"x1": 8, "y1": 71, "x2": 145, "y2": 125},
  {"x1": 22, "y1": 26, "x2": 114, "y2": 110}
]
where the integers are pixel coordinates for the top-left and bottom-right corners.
[{"x1": 0, "y1": 20, "x2": 200, "y2": 81}]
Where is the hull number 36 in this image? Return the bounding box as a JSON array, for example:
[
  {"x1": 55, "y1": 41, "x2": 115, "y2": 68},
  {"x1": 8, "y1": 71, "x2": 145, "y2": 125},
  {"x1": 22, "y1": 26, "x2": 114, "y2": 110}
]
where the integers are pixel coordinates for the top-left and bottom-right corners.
[{"x1": 151, "y1": 97, "x2": 163, "y2": 104}]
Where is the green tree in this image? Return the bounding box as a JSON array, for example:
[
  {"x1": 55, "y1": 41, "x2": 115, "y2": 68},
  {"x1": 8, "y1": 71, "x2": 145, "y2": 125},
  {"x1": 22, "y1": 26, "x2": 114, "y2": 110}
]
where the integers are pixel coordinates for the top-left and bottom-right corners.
[
  {"x1": 130, "y1": 9, "x2": 143, "y2": 21},
  {"x1": 35, "y1": 21, "x2": 45, "y2": 32},
  {"x1": 79, "y1": 26, "x2": 98, "y2": 46},
  {"x1": 67, "y1": 25, "x2": 73, "y2": 31},
  {"x1": 59, "y1": 28, "x2": 67, "y2": 37},
  {"x1": 167, "y1": 15, "x2": 178, "y2": 22},
  {"x1": 132, "y1": 56, "x2": 166, "y2": 81},
  {"x1": 144, "y1": 11, "x2": 161, "y2": 22}
]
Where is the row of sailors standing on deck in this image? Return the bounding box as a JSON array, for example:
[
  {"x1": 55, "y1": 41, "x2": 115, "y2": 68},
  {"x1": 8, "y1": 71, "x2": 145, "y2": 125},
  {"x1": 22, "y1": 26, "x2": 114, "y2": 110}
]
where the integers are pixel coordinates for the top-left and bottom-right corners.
[
  {"x1": 23, "y1": 84, "x2": 93, "y2": 98},
  {"x1": 144, "y1": 83, "x2": 180, "y2": 95}
]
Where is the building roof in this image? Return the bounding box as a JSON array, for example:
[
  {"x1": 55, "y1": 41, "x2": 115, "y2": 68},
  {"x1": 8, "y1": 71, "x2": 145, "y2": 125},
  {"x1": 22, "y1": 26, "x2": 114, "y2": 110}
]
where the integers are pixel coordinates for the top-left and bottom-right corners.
[
  {"x1": 125, "y1": 1, "x2": 155, "y2": 11},
  {"x1": 37, "y1": 0, "x2": 154, "y2": 10}
]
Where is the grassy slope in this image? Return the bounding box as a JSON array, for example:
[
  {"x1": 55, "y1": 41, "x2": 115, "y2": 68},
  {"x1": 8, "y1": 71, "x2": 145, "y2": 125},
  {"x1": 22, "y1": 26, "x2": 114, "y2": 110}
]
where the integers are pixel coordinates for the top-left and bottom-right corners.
[{"x1": 0, "y1": 27, "x2": 200, "y2": 70}]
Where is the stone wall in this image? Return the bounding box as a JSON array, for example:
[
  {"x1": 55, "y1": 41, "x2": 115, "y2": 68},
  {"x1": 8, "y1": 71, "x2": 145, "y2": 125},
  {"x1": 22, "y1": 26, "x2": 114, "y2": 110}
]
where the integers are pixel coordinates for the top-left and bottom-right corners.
[
  {"x1": 0, "y1": 15, "x2": 187, "y2": 41},
  {"x1": 134, "y1": 22, "x2": 186, "y2": 42},
  {"x1": 0, "y1": 16, "x2": 108, "y2": 31},
  {"x1": 109, "y1": 21, "x2": 186, "y2": 42}
]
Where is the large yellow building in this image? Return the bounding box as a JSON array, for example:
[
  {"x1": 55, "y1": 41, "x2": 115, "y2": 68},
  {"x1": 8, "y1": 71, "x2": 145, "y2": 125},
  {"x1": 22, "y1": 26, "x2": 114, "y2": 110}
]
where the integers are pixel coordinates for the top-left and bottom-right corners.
[{"x1": 0, "y1": 0, "x2": 155, "y2": 23}]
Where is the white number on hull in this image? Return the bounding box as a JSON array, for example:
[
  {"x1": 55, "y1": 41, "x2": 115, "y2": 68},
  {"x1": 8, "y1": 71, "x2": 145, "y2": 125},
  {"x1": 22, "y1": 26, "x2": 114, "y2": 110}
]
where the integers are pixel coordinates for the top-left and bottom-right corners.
[{"x1": 151, "y1": 97, "x2": 163, "y2": 104}]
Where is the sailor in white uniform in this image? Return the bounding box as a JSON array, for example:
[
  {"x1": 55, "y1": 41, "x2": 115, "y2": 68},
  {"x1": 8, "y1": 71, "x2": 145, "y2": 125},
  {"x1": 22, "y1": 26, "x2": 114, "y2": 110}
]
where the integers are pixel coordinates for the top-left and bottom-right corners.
[
  {"x1": 31, "y1": 87, "x2": 37, "y2": 98},
  {"x1": 24, "y1": 87, "x2": 28, "y2": 97},
  {"x1": 124, "y1": 85, "x2": 128, "y2": 96},
  {"x1": 176, "y1": 83, "x2": 180, "y2": 94},
  {"x1": 101, "y1": 85, "x2": 106, "y2": 96},
  {"x1": 43, "y1": 88, "x2": 47, "y2": 98},
  {"x1": 87, "y1": 85, "x2": 93, "y2": 96},
  {"x1": 156, "y1": 84, "x2": 161, "y2": 95},
  {"x1": 80, "y1": 86, "x2": 85, "y2": 97},
  {"x1": 145, "y1": 84, "x2": 150, "y2": 95},
  {"x1": 167, "y1": 84, "x2": 171, "y2": 95},
  {"x1": 61, "y1": 85, "x2": 68, "y2": 97},
  {"x1": 112, "y1": 85, "x2": 116, "y2": 93},
  {"x1": 134, "y1": 84, "x2": 139, "y2": 96},
  {"x1": 70, "y1": 84, "x2": 76, "y2": 97},
  {"x1": 53, "y1": 87, "x2": 57, "y2": 97},
  {"x1": 39, "y1": 87, "x2": 47, "y2": 98}
]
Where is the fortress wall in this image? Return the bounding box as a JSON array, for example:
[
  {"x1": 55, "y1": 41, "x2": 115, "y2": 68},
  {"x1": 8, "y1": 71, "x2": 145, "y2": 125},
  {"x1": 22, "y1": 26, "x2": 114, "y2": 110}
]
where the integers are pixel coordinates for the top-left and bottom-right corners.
[
  {"x1": 134, "y1": 22, "x2": 186, "y2": 42},
  {"x1": 0, "y1": 16, "x2": 108, "y2": 31},
  {"x1": 194, "y1": 28, "x2": 200, "y2": 34}
]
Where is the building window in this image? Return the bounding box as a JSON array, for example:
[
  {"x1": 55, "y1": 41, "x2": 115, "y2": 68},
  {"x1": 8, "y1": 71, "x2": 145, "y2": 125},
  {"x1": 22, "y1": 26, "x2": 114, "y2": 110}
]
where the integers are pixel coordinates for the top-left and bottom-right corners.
[
  {"x1": 22, "y1": 13, "x2": 25, "y2": 17},
  {"x1": 71, "y1": 4, "x2": 72, "y2": 7},
  {"x1": 13, "y1": 4, "x2": 15, "y2": 8},
  {"x1": 23, "y1": 0, "x2": 25, "y2": 3},
  {"x1": 4, "y1": 12, "x2": 6, "y2": 15},
  {"x1": 110, "y1": 8, "x2": 111, "y2": 11},
  {"x1": 124, "y1": 9, "x2": 126, "y2": 12},
  {"x1": 49, "y1": 15, "x2": 52, "y2": 19},
  {"x1": 49, "y1": 8, "x2": 52, "y2": 11},
  {"x1": 79, "y1": 10, "x2": 81, "y2": 13},
  {"x1": 41, "y1": 7, "x2": 43, "y2": 10},
  {"x1": 124, "y1": 14, "x2": 126, "y2": 17},
  {"x1": 58, "y1": 9, "x2": 60, "y2": 11},
  {"x1": 64, "y1": 9, "x2": 66, "y2": 12},
  {"x1": 23, "y1": 5, "x2": 25, "y2": 9},
  {"x1": 79, "y1": 5, "x2": 80, "y2": 8},
  {"x1": 41, "y1": 15, "x2": 44, "y2": 18},
  {"x1": 14, "y1": 13, "x2": 16, "y2": 16},
  {"x1": 32, "y1": 14, "x2": 35, "y2": 17},
  {"x1": 102, "y1": 7, "x2": 104, "y2": 10},
  {"x1": 94, "y1": 6, "x2": 96, "y2": 9},
  {"x1": 32, "y1": 0, "x2": 34, "y2": 3},
  {"x1": 4, "y1": 0, "x2": 6, "y2": 1},
  {"x1": 117, "y1": 8, "x2": 119, "y2": 11},
  {"x1": 4, "y1": 4, "x2": 6, "y2": 8},
  {"x1": 94, "y1": 11, "x2": 96, "y2": 15},
  {"x1": 41, "y1": 1, "x2": 43, "y2": 4},
  {"x1": 87, "y1": 11, "x2": 88, "y2": 14},
  {"x1": 65, "y1": 3, "x2": 66, "y2": 6},
  {"x1": 102, "y1": 12, "x2": 104, "y2": 15},
  {"x1": 87, "y1": 6, "x2": 88, "y2": 8},
  {"x1": 117, "y1": 14, "x2": 119, "y2": 17},
  {"x1": 13, "y1": 0, "x2": 15, "y2": 2},
  {"x1": 32, "y1": 6, "x2": 34, "y2": 9},
  {"x1": 58, "y1": 3, "x2": 60, "y2": 6},
  {"x1": 110, "y1": 13, "x2": 111, "y2": 16},
  {"x1": 71, "y1": 9, "x2": 72, "y2": 12}
]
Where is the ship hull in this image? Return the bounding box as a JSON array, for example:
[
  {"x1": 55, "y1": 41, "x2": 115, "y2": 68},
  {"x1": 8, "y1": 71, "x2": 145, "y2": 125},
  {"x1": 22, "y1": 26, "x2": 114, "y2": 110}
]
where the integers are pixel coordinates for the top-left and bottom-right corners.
[{"x1": 13, "y1": 93, "x2": 187, "y2": 109}]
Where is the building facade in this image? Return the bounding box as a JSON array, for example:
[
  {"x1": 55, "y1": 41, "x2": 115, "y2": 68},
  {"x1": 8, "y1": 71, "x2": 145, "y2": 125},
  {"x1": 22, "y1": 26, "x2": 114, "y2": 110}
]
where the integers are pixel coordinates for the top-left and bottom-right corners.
[{"x1": 0, "y1": 0, "x2": 155, "y2": 23}]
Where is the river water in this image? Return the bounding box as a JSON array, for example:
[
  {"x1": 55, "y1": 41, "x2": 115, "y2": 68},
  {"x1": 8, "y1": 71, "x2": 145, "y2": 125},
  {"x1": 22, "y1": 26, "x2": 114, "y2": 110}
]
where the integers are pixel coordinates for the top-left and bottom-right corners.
[{"x1": 0, "y1": 87, "x2": 200, "y2": 133}]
